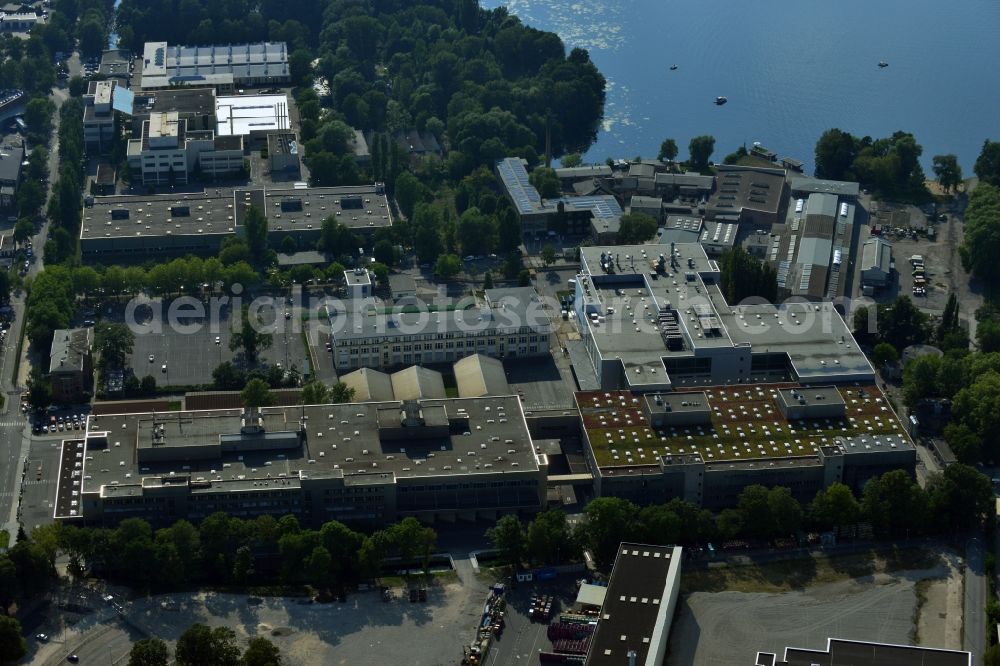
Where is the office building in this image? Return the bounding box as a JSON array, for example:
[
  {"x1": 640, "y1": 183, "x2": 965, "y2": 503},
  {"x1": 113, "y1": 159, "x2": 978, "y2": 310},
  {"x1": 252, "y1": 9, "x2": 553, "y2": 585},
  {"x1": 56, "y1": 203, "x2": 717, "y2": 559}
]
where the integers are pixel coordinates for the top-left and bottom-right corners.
[
  {"x1": 83, "y1": 80, "x2": 134, "y2": 153},
  {"x1": 126, "y1": 111, "x2": 245, "y2": 186},
  {"x1": 129, "y1": 88, "x2": 218, "y2": 135},
  {"x1": 584, "y1": 543, "x2": 682, "y2": 666},
  {"x1": 80, "y1": 184, "x2": 392, "y2": 262},
  {"x1": 139, "y1": 41, "x2": 289, "y2": 92},
  {"x1": 49, "y1": 328, "x2": 93, "y2": 403},
  {"x1": 576, "y1": 385, "x2": 916, "y2": 508},
  {"x1": 496, "y1": 157, "x2": 624, "y2": 239},
  {"x1": 573, "y1": 243, "x2": 874, "y2": 392},
  {"x1": 329, "y1": 287, "x2": 550, "y2": 371},
  {"x1": 755, "y1": 638, "x2": 970, "y2": 666},
  {"x1": 54, "y1": 396, "x2": 547, "y2": 526}
]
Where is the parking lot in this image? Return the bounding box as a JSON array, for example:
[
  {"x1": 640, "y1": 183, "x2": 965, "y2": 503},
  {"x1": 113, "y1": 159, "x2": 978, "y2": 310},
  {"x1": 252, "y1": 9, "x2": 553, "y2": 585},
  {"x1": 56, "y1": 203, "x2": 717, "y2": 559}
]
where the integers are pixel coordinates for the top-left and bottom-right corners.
[
  {"x1": 667, "y1": 549, "x2": 963, "y2": 665},
  {"x1": 127, "y1": 298, "x2": 310, "y2": 387},
  {"x1": 25, "y1": 569, "x2": 490, "y2": 666}
]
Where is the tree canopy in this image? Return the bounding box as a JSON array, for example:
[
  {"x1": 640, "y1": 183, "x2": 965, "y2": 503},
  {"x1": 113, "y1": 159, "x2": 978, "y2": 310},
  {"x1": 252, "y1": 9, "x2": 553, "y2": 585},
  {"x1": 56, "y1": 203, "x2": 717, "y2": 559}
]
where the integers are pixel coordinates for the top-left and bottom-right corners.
[
  {"x1": 719, "y1": 246, "x2": 777, "y2": 304},
  {"x1": 961, "y1": 183, "x2": 1000, "y2": 294},
  {"x1": 814, "y1": 128, "x2": 932, "y2": 202}
]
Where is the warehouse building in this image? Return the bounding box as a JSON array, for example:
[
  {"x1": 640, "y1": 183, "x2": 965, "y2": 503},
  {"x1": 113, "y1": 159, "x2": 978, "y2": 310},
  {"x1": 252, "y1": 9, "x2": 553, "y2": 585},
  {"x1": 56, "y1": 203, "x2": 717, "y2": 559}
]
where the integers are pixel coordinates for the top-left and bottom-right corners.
[
  {"x1": 860, "y1": 237, "x2": 893, "y2": 292},
  {"x1": 80, "y1": 184, "x2": 391, "y2": 262},
  {"x1": 55, "y1": 396, "x2": 546, "y2": 526},
  {"x1": 584, "y1": 543, "x2": 683, "y2": 666},
  {"x1": 705, "y1": 165, "x2": 786, "y2": 225},
  {"x1": 139, "y1": 41, "x2": 289, "y2": 92},
  {"x1": 454, "y1": 354, "x2": 510, "y2": 398},
  {"x1": 576, "y1": 385, "x2": 916, "y2": 509},
  {"x1": 340, "y1": 368, "x2": 395, "y2": 402},
  {"x1": 329, "y1": 287, "x2": 550, "y2": 372},
  {"x1": 391, "y1": 366, "x2": 446, "y2": 401}
]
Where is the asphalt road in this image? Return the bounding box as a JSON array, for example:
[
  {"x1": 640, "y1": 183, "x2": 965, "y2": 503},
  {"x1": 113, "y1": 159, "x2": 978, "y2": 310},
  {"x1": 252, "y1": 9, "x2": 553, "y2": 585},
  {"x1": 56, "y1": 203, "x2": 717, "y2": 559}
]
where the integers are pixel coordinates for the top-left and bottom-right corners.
[
  {"x1": 964, "y1": 536, "x2": 985, "y2": 665},
  {"x1": 0, "y1": 52, "x2": 74, "y2": 543}
]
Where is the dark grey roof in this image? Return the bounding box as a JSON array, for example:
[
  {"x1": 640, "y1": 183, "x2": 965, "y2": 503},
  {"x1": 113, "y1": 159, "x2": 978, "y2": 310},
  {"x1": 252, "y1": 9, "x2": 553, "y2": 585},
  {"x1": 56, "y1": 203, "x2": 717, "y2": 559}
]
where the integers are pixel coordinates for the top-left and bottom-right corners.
[
  {"x1": 0, "y1": 142, "x2": 23, "y2": 183},
  {"x1": 779, "y1": 638, "x2": 970, "y2": 666}
]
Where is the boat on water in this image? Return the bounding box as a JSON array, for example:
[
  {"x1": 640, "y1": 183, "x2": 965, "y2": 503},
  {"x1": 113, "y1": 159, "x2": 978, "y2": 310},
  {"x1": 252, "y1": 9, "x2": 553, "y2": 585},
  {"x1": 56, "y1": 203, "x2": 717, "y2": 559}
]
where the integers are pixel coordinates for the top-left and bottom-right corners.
[
  {"x1": 714, "y1": 96, "x2": 727, "y2": 105},
  {"x1": 878, "y1": 60, "x2": 889, "y2": 68},
  {"x1": 669, "y1": 64, "x2": 678, "y2": 70}
]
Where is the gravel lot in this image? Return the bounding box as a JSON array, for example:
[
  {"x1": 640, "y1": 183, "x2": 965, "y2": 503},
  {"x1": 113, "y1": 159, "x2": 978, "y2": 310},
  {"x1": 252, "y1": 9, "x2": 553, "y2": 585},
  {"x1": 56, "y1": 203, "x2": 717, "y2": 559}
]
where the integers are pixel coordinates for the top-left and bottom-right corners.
[{"x1": 667, "y1": 551, "x2": 963, "y2": 665}]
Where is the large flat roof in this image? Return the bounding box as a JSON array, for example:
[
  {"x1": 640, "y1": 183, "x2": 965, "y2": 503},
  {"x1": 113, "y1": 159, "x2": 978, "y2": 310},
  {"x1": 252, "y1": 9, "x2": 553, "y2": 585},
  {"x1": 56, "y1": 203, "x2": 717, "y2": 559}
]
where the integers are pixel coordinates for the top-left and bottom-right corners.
[
  {"x1": 142, "y1": 41, "x2": 289, "y2": 80},
  {"x1": 133, "y1": 87, "x2": 216, "y2": 117},
  {"x1": 790, "y1": 177, "x2": 861, "y2": 198},
  {"x1": 216, "y1": 94, "x2": 290, "y2": 136},
  {"x1": 576, "y1": 242, "x2": 873, "y2": 384},
  {"x1": 586, "y1": 543, "x2": 682, "y2": 666},
  {"x1": 707, "y1": 166, "x2": 785, "y2": 217},
  {"x1": 64, "y1": 396, "x2": 538, "y2": 502},
  {"x1": 577, "y1": 385, "x2": 912, "y2": 468},
  {"x1": 82, "y1": 185, "x2": 391, "y2": 241}
]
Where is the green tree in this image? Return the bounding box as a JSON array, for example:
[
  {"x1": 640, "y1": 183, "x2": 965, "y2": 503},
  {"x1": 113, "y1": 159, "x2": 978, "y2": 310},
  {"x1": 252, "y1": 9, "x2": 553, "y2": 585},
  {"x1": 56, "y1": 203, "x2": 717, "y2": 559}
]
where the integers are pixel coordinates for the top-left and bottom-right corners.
[
  {"x1": 486, "y1": 515, "x2": 526, "y2": 568},
  {"x1": 329, "y1": 381, "x2": 356, "y2": 403},
  {"x1": 814, "y1": 128, "x2": 858, "y2": 181},
  {"x1": 540, "y1": 244, "x2": 557, "y2": 266},
  {"x1": 213, "y1": 362, "x2": 245, "y2": 390},
  {"x1": 241, "y1": 379, "x2": 274, "y2": 409},
  {"x1": 978, "y1": 319, "x2": 1000, "y2": 353},
  {"x1": 94, "y1": 322, "x2": 135, "y2": 371},
  {"x1": 23, "y1": 97, "x2": 54, "y2": 141},
  {"x1": 0, "y1": 615, "x2": 27, "y2": 665},
  {"x1": 861, "y1": 469, "x2": 929, "y2": 536},
  {"x1": 932, "y1": 154, "x2": 963, "y2": 193},
  {"x1": 658, "y1": 138, "x2": 678, "y2": 162},
  {"x1": 176, "y1": 624, "x2": 241, "y2": 666},
  {"x1": 945, "y1": 370, "x2": 1000, "y2": 462},
  {"x1": 16, "y1": 178, "x2": 46, "y2": 219},
  {"x1": 394, "y1": 172, "x2": 428, "y2": 219},
  {"x1": 961, "y1": 184, "x2": 1000, "y2": 293},
  {"x1": 139, "y1": 375, "x2": 157, "y2": 395},
  {"x1": 529, "y1": 166, "x2": 561, "y2": 199},
  {"x1": 497, "y1": 207, "x2": 522, "y2": 253},
  {"x1": 719, "y1": 246, "x2": 778, "y2": 303},
  {"x1": 373, "y1": 239, "x2": 397, "y2": 266},
  {"x1": 229, "y1": 306, "x2": 273, "y2": 364},
  {"x1": 872, "y1": 342, "x2": 899, "y2": 368},
  {"x1": 388, "y1": 517, "x2": 437, "y2": 571},
  {"x1": 435, "y1": 253, "x2": 462, "y2": 279},
  {"x1": 13, "y1": 218, "x2": 35, "y2": 245},
  {"x1": 902, "y1": 353, "x2": 943, "y2": 408},
  {"x1": 581, "y1": 498, "x2": 637, "y2": 566},
  {"x1": 809, "y1": 483, "x2": 860, "y2": 531},
  {"x1": 128, "y1": 637, "x2": 170, "y2": 666},
  {"x1": 242, "y1": 637, "x2": 283, "y2": 666},
  {"x1": 232, "y1": 545, "x2": 255, "y2": 585},
  {"x1": 688, "y1": 135, "x2": 716, "y2": 172},
  {"x1": 927, "y1": 463, "x2": 993, "y2": 529},
  {"x1": 560, "y1": 153, "x2": 583, "y2": 168},
  {"x1": 526, "y1": 509, "x2": 573, "y2": 565},
  {"x1": 616, "y1": 212, "x2": 659, "y2": 244},
  {"x1": 878, "y1": 296, "x2": 928, "y2": 350},
  {"x1": 243, "y1": 205, "x2": 269, "y2": 261},
  {"x1": 300, "y1": 380, "x2": 330, "y2": 405},
  {"x1": 974, "y1": 140, "x2": 1000, "y2": 187},
  {"x1": 637, "y1": 505, "x2": 682, "y2": 545}
]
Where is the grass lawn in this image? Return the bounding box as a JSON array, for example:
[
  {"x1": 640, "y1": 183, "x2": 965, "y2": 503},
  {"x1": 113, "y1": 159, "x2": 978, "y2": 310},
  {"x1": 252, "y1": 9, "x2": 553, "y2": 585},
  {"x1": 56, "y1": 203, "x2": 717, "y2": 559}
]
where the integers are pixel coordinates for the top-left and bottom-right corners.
[{"x1": 0, "y1": 530, "x2": 8, "y2": 549}]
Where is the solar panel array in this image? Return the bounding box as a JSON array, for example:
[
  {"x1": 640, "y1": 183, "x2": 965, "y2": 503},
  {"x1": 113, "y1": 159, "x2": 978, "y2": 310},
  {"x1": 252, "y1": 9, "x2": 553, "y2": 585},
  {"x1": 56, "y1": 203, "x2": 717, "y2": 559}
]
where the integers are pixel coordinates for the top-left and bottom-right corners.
[{"x1": 496, "y1": 158, "x2": 541, "y2": 215}]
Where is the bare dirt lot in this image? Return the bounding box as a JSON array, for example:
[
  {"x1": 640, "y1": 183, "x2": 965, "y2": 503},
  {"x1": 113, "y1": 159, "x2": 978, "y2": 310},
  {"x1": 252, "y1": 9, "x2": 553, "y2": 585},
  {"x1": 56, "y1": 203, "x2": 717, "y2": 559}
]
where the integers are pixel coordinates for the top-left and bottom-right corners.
[{"x1": 668, "y1": 548, "x2": 963, "y2": 666}]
